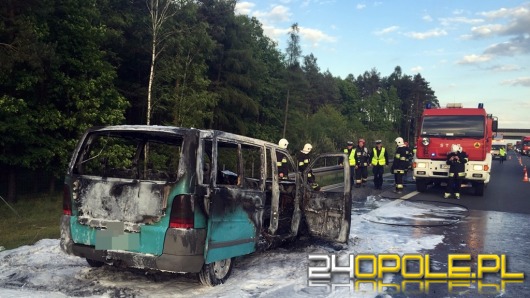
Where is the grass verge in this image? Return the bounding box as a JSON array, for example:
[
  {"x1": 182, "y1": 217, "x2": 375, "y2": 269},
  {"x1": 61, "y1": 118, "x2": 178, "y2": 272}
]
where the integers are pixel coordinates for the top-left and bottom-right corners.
[{"x1": 0, "y1": 193, "x2": 62, "y2": 250}]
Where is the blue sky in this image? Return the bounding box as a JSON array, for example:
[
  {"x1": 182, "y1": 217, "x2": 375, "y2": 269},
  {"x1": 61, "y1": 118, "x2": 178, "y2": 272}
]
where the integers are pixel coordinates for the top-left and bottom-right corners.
[{"x1": 235, "y1": 1, "x2": 530, "y2": 129}]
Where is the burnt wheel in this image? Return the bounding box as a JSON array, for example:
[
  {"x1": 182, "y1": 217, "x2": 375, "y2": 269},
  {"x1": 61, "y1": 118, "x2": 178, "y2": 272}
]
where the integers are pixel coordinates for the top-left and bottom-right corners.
[
  {"x1": 86, "y1": 258, "x2": 105, "y2": 267},
  {"x1": 198, "y1": 258, "x2": 233, "y2": 286}
]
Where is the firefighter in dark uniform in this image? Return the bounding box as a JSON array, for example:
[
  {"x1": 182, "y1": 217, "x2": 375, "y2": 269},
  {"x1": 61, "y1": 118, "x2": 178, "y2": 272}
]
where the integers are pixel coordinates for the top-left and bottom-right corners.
[
  {"x1": 298, "y1": 143, "x2": 319, "y2": 190},
  {"x1": 392, "y1": 137, "x2": 412, "y2": 193},
  {"x1": 445, "y1": 144, "x2": 468, "y2": 199},
  {"x1": 371, "y1": 140, "x2": 388, "y2": 190},
  {"x1": 341, "y1": 141, "x2": 355, "y2": 188},
  {"x1": 277, "y1": 138, "x2": 290, "y2": 179},
  {"x1": 353, "y1": 138, "x2": 370, "y2": 188}
]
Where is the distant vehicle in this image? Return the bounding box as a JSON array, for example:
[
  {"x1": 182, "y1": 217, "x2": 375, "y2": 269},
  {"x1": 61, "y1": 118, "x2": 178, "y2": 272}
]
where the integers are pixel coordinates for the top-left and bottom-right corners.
[
  {"x1": 491, "y1": 140, "x2": 508, "y2": 160},
  {"x1": 521, "y1": 136, "x2": 530, "y2": 156},
  {"x1": 413, "y1": 103, "x2": 497, "y2": 196}
]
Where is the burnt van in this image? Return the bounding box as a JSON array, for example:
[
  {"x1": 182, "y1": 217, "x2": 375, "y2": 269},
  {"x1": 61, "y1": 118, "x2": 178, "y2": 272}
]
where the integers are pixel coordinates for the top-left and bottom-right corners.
[{"x1": 60, "y1": 126, "x2": 351, "y2": 285}]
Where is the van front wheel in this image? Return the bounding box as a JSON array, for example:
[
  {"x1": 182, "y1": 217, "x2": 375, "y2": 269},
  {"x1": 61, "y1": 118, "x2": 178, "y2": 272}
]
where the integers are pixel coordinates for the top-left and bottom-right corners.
[
  {"x1": 86, "y1": 258, "x2": 105, "y2": 267},
  {"x1": 198, "y1": 258, "x2": 233, "y2": 286}
]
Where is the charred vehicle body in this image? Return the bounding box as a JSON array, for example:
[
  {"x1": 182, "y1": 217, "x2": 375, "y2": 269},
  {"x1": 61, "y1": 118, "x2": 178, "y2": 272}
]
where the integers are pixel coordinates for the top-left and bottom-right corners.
[{"x1": 60, "y1": 126, "x2": 351, "y2": 285}]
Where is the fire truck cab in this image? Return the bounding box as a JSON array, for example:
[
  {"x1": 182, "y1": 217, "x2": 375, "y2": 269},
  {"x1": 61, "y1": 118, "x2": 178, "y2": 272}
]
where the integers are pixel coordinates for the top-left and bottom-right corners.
[{"x1": 413, "y1": 103, "x2": 497, "y2": 196}]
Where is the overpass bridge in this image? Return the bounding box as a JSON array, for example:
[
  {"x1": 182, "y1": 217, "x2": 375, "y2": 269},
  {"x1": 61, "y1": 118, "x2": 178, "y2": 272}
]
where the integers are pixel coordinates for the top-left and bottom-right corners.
[{"x1": 496, "y1": 128, "x2": 530, "y2": 140}]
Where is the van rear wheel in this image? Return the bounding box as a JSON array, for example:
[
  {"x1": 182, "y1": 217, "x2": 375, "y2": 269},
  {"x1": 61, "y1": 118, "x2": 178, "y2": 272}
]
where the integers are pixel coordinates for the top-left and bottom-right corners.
[
  {"x1": 198, "y1": 258, "x2": 233, "y2": 286},
  {"x1": 86, "y1": 258, "x2": 105, "y2": 267}
]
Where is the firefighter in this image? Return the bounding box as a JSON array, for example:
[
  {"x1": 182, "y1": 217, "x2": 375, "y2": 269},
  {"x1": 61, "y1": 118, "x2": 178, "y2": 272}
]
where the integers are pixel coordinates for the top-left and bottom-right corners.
[
  {"x1": 371, "y1": 140, "x2": 388, "y2": 190},
  {"x1": 277, "y1": 138, "x2": 290, "y2": 179},
  {"x1": 392, "y1": 137, "x2": 412, "y2": 193},
  {"x1": 353, "y1": 138, "x2": 370, "y2": 188},
  {"x1": 298, "y1": 143, "x2": 320, "y2": 190},
  {"x1": 341, "y1": 141, "x2": 355, "y2": 188},
  {"x1": 445, "y1": 144, "x2": 468, "y2": 199}
]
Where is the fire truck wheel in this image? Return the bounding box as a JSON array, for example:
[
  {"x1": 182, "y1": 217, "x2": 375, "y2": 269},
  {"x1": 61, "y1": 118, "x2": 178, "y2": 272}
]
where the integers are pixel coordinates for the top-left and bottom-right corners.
[
  {"x1": 416, "y1": 179, "x2": 428, "y2": 192},
  {"x1": 473, "y1": 182, "x2": 485, "y2": 196}
]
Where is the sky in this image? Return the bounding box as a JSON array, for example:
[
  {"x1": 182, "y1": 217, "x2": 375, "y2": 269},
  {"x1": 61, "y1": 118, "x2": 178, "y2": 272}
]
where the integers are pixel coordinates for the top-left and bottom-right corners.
[{"x1": 235, "y1": 0, "x2": 530, "y2": 129}]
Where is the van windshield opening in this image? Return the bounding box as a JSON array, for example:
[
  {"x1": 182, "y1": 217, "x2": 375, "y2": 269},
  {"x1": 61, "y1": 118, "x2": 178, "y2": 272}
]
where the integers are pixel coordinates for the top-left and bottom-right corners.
[{"x1": 421, "y1": 115, "x2": 485, "y2": 137}]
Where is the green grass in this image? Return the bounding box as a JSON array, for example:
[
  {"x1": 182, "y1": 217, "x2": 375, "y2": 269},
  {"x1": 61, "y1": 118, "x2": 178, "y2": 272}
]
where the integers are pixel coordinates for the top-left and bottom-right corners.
[{"x1": 0, "y1": 193, "x2": 62, "y2": 250}]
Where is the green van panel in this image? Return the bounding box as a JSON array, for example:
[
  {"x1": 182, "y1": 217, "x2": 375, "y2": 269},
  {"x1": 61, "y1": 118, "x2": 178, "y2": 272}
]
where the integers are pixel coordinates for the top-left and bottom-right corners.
[{"x1": 205, "y1": 205, "x2": 256, "y2": 263}]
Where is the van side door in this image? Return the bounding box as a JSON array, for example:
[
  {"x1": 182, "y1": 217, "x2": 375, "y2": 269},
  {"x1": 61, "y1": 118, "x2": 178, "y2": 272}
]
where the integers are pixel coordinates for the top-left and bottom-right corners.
[
  {"x1": 302, "y1": 153, "x2": 351, "y2": 243},
  {"x1": 204, "y1": 138, "x2": 265, "y2": 263}
]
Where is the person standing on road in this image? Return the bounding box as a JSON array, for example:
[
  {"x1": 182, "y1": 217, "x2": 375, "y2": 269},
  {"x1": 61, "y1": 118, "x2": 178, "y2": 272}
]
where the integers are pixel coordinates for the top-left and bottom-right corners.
[
  {"x1": 353, "y1": 138, "x2": 370, "y2": 188},
  {"x1": 392, "y1": 137, "x2": 412, "y2": 194},
  {"x1": 445, "y1": 144, "x2": 468, "y2": 199},
  {"x1": 340, "y1": 141, "x2": 355, "y2": 188},
  {"x1": 499, "y1": 146, "x2": 506, "y2": 164},
  {"x1": 277, "y1": 138, "x2": 290, "y2": 179},
  {"x1": 371, "y1": 140, "x2": 388, "y2": 190}
]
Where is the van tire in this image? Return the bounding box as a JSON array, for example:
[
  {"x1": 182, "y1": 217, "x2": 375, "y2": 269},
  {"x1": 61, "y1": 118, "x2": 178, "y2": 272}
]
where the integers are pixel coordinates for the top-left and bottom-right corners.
[
  {"x1": 198, "y1": 258, "x2": 233, "y2": 286},
  {"x1": 86, "y1": 258, "x2": 105, "y2": 267}
]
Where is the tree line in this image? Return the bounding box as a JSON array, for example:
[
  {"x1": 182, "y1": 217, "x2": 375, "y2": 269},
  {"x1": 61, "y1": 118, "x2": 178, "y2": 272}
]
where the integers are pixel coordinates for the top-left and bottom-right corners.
[{"x1": 0, "y1": 0, "x2": 439, "y2": 201}]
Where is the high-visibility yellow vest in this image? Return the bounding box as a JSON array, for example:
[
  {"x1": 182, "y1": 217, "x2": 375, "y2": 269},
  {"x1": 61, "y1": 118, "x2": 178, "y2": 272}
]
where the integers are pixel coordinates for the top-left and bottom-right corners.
[
  {"x1": 371, "y1": 147, "x2": 386, "y2": 165},
  {"x1": 343, "y1": 148, "x2": 355, "y2": 166}
]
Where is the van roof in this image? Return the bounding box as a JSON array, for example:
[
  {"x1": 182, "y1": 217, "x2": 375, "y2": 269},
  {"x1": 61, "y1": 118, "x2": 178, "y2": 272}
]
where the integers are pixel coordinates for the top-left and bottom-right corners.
[{"x1": 86, "y1": 125, "x2": 282, "y2": 149}]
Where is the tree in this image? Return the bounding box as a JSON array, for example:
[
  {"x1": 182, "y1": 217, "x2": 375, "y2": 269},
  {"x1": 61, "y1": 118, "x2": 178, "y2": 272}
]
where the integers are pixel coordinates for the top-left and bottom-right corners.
[
  {"x1": 146, "y1": 0, "x2": 177, "y2": 125},
  {"x1": 155, "y1": 0, "x2": 217, "y2": 128},
  {"x1": 0, "y1": 0, "x2": 128, "y2": 201}
]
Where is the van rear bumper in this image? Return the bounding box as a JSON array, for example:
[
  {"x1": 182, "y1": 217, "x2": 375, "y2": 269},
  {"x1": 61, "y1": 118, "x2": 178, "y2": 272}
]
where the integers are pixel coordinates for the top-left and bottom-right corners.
[
  {"x1": 60, "y1": 215, "x2": 206, "y2": 273},
  {"x1": 67, "y1": 243, "x2": 204, "y2": 273}
]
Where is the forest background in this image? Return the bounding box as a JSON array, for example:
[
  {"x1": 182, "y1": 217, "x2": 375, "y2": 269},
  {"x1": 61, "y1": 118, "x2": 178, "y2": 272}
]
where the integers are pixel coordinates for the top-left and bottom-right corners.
[{"x1": 0, "y1": 0, "x2": 439, "y2": 202}]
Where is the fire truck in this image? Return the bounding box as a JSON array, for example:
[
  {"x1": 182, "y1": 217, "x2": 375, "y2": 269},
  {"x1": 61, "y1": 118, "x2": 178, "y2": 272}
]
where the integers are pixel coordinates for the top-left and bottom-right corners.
[
  {"x1": 412, "y1": 103, "x2": 497, "y2": 196},
  {"x1": 521, "y1": 136, "x2": 530, "y2": 156}
]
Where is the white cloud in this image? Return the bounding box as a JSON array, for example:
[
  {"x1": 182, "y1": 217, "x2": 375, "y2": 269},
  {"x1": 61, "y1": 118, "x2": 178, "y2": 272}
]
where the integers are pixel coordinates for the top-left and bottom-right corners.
[
  {"x1": 484, "y1": 36, "x2": 530, "y2": 56},
  {"x1": 235, "y1": 2, "x2": 255, "y2": 15},
  {"x1": 488, "y1": 64, "x2": 523, "y2": 72},
  {"x1": 254, "y1": 5, "x2": 292, "y2": 23},
  {"x1": 261, "y1": 25, "x2": 290, "y2": 43},
  {"x1": 479, "y1": 6, "x2": 529, "y2": 19},
  {"x1": 439, "y1": 17, "x2": 484, "y2": 26},
  {"x1": 411, "y1": 66, "x2": 423, "y2": 73},
  {"x1": 374, "y1": 26, "x2": 399, "y2": 35},
  {"x1": 423, "y1": 15, "x2": 433, "y2": 22},
  {"x1": 457, "y1": 54, "x2": 493, "y2": 65},
  {"x1": 501, "y1": 77, "x2": 530, "y2": 87},
  {"x1": 470, "y1": 24, "x2": 505, "y2": 37},
  {"x1": 299, "y1": 26, "x2": 337, "y2": 47},
  {"x1": 471, "y1": 4, "x2": 530, "y2": 38},
  {"x1": 405, "y1": 28, "x2": 448, "y2": 40},
  {"x1": 356, "y1": 4, "x2": 366, "y2": 10}
]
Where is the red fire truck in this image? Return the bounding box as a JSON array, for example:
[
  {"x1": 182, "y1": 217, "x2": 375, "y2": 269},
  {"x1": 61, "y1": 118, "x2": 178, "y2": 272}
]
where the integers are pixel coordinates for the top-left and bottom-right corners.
[
  {"x1": 412, "y1": 103, "x2": 497, "y2": 196},
  {"x1": 521, "y1": 136, "x2": 530, "y2": 156}
]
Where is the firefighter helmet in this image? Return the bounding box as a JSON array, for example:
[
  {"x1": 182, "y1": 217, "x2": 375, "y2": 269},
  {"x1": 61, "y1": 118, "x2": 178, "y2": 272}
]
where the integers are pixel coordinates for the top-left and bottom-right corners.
[
  {"x1": 302, "y1": 143, "x2": 312, "y2": 154},
  {"x1": 395, "y1": 137, "x2": 405, "y2": 146},
  {"x1": 278, "y1": 138, "x2": 289, "y2": 149}
]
